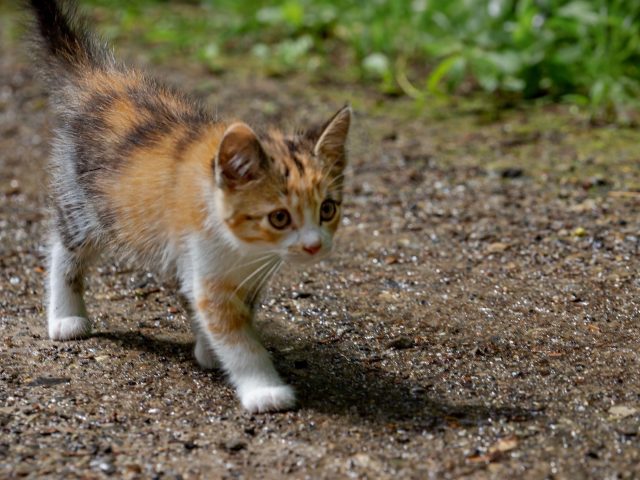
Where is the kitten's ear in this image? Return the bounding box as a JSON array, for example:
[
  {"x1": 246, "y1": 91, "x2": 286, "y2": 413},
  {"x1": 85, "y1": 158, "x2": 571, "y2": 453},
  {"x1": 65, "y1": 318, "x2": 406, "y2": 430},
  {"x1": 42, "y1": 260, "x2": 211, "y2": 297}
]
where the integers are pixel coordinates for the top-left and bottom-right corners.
[
  {"x1": 216, "y1": 123, "x2": 268, "y2": 190},
  {"x1": 313, "y1": 105, "x2": 352, "y2": 162}
]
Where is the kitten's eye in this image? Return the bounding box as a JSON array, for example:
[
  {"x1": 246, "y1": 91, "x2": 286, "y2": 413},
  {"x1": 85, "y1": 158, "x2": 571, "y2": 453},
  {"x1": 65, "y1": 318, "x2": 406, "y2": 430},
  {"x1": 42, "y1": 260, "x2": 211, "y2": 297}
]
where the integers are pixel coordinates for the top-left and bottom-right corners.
[
  {"x1": 320, "y1": 200, "x2": 337, "y2": 222},
  {"x1": 268, "y1": 209, "x2": 291, "y2": 229}
]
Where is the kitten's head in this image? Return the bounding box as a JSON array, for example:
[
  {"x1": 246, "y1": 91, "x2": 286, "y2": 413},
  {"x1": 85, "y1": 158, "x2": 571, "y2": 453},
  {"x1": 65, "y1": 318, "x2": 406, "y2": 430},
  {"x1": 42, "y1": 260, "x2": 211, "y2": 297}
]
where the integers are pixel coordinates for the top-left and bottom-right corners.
[{"x1": 214, "y1": 106, "x2": 351, "y2": 264}]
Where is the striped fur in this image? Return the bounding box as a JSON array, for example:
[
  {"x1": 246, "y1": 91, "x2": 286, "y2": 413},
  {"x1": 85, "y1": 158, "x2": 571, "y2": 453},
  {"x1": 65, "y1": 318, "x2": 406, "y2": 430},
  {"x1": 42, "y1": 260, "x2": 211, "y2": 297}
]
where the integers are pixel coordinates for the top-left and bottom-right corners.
[{"x1": 28, "y1": 0, "x2": 351, "y2": 412}]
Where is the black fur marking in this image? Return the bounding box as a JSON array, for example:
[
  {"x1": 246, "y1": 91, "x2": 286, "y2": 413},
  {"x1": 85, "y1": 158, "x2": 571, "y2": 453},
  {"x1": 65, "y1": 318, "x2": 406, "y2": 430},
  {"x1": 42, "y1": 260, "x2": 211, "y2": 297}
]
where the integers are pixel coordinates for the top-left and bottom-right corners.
[
  {"x1": 53, "y1": 203, "x2": 76, "y2": 250},
  {"x1": 66, "y1": 92, "x2": 121, "y2": 201},
  {"x1": 126, "y1": 84, "x2": 211, "y2": 127},
  {"x1": 27, "y1": 0, "x2": 108, "y2": 73},
  {"x1": 285, "y1": 139, "x2": 297, "y2": 154},
  {"x1": 291, "y1": 154, "x2": 305, "y2": 175},
  {"x1": 53, "y1": 202, "x2": 87, "y2": 251},
  {"x1": 119, "y1": 119, "x2": 173, "y2": 155},
  {"x1": 174, "y1": 124, "x2": 204, "y2": 158},
  {"x1": 70, "y1": 105, "x2": 109, "y2": 179},
  {"x1": 123, "y1": 84, "x2": 212, "y2": 159},
  {"x1": 284, "y1": 139, "x2": 305, "y2": 173},
  {"x1": 126, "y1": 85, "x2": 172, "y2": 118},
  {"x1": 84, "y1": 91, "x2": 118, "y2": 115}
]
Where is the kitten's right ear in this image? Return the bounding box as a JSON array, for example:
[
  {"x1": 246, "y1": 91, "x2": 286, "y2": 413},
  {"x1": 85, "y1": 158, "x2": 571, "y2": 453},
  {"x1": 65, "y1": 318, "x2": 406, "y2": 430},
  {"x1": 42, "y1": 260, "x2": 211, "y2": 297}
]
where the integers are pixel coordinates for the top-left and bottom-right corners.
[
  {"x1": 313, "y1": 105, "x2": 352, "y2": 161},
  {"x1": 215, "y1": 123, "x2": 268, "y2": 190}
]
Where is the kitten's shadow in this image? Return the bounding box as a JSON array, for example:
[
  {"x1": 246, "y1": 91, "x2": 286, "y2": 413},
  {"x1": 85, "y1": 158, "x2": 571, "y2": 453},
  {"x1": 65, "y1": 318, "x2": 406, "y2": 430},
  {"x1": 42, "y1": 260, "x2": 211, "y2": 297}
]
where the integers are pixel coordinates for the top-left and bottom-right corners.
[
  {"x1": 94, "y1": 330, "x2": 538, "y2": 429},
  {"x1": 264, "y1": 333, "x2": 538, "y2": 429}
]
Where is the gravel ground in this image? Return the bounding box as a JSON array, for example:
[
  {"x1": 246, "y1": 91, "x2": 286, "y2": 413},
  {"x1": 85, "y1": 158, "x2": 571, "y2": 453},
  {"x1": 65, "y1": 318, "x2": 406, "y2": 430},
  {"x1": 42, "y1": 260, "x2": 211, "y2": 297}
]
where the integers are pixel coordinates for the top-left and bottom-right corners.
[{"x1": 1, "y1": 31, "x2": 640, "y2": 479}]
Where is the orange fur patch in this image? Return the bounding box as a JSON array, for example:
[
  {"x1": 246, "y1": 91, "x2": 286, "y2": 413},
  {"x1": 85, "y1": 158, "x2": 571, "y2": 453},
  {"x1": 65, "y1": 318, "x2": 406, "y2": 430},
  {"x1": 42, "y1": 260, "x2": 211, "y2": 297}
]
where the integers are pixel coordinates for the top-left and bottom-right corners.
[
  {"x1": 196, "y1": 280, "x2": 252, "y2": 336},
  {"x1": 99, "y1": 124, "x2": 223, "y2": 250},
  {"x1": 104, "y1": 97, "x2": 141, "y2": 138}
]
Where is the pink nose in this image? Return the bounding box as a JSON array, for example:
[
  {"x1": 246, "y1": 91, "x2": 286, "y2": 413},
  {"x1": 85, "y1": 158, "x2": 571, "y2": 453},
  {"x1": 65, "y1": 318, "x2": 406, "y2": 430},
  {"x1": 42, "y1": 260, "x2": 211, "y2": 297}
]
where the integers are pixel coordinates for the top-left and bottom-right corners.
[{"x1": 303, "y1": 243, "x2": 322, "y2": 255}]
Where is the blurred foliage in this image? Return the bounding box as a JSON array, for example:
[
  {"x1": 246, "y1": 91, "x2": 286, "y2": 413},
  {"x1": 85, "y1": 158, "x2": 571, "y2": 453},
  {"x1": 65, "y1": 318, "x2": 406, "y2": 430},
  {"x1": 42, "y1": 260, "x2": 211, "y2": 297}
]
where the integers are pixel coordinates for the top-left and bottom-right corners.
[{"x1": 64, "y1": 1, "x2": 640, "y2": 119}]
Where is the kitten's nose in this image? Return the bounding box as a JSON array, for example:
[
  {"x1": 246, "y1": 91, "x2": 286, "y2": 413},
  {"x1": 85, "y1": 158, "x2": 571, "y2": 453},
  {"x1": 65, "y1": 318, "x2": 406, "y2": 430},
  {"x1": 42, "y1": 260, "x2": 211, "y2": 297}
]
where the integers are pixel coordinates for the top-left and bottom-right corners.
[{"x1": 303, "y1": 242, "x2": 322, "y2": 255}]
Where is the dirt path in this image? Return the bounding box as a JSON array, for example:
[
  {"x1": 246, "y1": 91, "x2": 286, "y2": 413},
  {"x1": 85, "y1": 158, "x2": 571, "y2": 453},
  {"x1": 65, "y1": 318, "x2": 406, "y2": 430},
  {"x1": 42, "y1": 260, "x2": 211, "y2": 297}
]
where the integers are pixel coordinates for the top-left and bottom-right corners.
[{"x1": 2, "y1": 30, "x2": 640, "y2": 479}]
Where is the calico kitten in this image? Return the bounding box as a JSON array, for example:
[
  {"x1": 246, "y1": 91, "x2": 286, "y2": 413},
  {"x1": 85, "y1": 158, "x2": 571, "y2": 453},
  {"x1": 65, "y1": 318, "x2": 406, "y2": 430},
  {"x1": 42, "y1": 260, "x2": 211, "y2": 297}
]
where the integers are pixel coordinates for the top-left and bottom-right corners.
[{"x1": 28, "y1": 0, "x2": 351, "y2": 413}]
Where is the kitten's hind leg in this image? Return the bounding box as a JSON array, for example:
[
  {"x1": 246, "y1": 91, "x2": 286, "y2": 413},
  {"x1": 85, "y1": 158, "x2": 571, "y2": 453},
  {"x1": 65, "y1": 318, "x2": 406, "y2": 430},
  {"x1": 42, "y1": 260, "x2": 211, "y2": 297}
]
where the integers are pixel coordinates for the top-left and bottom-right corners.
[{"x1": 47, "y1": 237, "x2": 92, "y2": 340}]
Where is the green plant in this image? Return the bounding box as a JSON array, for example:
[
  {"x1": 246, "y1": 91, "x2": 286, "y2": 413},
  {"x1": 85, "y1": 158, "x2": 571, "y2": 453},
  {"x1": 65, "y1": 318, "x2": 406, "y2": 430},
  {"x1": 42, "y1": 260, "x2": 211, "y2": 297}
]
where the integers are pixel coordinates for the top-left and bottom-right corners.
[{"x1": 77, "y1": 0, "x2": 640, "y2": 119}]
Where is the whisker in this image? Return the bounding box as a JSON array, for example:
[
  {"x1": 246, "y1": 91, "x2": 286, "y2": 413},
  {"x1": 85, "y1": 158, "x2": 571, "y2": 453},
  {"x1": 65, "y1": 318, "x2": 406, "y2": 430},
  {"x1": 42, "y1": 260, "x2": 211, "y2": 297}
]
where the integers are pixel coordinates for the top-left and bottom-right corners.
[
  {"x1": 262, "y1": 261, "x2": 284, "y2": 301},
  {"x1": 250, "y1": 259, "x2": 282, "y2": 304},
  {"x1": 320, "y1": 165, "x2": 336, "y2": 184},
  {"x1": 321, "y1": 155, "x2": 346, "y2": 181},
  {"x1": 222, "y1": 249, "x2": 281, "y2": 278},
  {"x1": 231, "y1": 257, "x2": 277, "y2": 298},
  {"x1": 246, "y1": 260, "x2": 278, "y2": 305},
  {"x1": 325, "y1": 173, "x2": 346, "y2": 190},
  {"x1": 224, "y1": 252, "x2": 278, "y2": 276}
]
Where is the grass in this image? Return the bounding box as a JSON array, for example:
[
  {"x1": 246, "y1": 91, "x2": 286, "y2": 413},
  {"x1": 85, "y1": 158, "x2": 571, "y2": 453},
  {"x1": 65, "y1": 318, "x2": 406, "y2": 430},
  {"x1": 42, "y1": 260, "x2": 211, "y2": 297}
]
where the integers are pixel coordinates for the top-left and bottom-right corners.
[{"x1": 6, "y1": 1, "x2": 640, "y2": 120}]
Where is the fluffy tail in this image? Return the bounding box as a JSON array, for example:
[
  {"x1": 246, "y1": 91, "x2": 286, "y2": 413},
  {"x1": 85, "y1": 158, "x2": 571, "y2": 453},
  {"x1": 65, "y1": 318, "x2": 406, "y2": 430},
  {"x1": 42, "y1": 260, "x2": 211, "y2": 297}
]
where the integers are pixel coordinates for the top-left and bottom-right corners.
[{"x1": 27, "y1": 0, "x2": 110, "y2": 79}]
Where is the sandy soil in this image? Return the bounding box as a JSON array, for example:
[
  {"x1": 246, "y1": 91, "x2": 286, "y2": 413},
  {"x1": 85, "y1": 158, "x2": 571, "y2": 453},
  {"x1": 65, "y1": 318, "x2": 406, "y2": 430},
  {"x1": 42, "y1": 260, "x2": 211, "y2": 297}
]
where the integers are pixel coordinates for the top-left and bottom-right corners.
[{"x1": 1, "y1": 29, "x2": 640, "y2": 480}]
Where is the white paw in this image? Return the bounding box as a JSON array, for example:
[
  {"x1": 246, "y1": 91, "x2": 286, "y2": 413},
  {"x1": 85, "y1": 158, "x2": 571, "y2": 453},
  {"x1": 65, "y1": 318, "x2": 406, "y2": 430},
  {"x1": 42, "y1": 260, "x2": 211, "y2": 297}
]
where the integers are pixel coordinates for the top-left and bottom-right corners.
[
  {"x1": 48, "y1": 316, "x2": 92, "y2": 341},
  {"x1": 194, "y1": 338, "x2": 218, "y2": 370},
  {"x1": 240, "y1": 385, "x2": 296, "y2": 413}
]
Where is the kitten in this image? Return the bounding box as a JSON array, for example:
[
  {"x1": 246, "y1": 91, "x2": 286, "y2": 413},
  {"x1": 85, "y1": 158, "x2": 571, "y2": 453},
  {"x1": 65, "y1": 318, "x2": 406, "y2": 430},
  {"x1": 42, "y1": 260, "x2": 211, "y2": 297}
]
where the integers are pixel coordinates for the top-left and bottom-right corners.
[{"x1": 27, "y1": 0, "x2": 351, "y2": 413}]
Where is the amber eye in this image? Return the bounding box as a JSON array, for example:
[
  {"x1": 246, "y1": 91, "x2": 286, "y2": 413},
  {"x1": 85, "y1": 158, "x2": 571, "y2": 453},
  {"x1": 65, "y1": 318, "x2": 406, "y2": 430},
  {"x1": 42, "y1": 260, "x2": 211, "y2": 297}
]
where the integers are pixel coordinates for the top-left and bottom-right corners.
[
  {"x1": 268, "y1": 209, "x2": 291, "y2": 229},
  {"x1": 320, "y1": 200, "x2": 337, "y2": 222}
]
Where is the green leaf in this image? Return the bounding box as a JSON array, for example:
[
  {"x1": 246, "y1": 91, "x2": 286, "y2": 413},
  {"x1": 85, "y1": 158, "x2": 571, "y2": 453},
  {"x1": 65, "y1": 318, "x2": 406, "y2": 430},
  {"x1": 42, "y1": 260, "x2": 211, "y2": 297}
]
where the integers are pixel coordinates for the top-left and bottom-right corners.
[
  {"x1": 557, "y1": 1, "x2": 600, "y2": 25},
  {"x1": 427, "y1": 54, "x2": 465, "y2": 94}
]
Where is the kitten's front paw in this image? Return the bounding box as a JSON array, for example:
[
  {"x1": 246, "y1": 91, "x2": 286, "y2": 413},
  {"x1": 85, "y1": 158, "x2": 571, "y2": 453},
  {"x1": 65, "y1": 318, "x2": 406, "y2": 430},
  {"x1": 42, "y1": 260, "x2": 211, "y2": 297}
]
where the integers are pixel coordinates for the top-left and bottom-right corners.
[
  {"x1": 194, "y1": 338, "x2": 218, "y2": 370},
  {"x1": 49, "y1": 316, "x2": 91, "y2": 341},
  {"x1": 240, "y1": 385, "x2": 296, "y2": 413}
]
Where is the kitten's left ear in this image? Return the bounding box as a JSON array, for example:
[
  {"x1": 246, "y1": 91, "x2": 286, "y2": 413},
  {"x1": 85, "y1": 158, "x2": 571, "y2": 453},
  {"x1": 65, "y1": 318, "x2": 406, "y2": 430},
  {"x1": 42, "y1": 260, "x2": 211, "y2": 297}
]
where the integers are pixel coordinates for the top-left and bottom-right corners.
[
  {"x1": 313, "y1": 105, "x2": 352, "y2": 165},
  {"x1": 216, "y1": 122, "x2": 268, "y2": 190}
]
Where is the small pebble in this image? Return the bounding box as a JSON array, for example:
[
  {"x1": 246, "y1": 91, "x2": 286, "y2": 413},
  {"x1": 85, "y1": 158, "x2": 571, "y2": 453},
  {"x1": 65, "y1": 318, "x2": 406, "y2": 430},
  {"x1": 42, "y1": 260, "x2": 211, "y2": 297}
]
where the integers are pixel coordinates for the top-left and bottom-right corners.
[
  {"x1": 221, "y1": 439, "x2": 247, "y2": 452},
  {"x1": 500, "y1": 167, "x2": 524, "y2": 178},
  {"x1": 572, "y1": 227, "x2": 587, "y2": 237},
  {"x1": 292, "y1": 291, "x2": 312, "y2": 299},
  {"x1": 90, "y1": 459, "x2": 116, "y2": 475},
  {"x1": 386, "y1": 336, "x2": 415, "y2": 350},
  {"x1": 99, "y1": 462, "x2": 116, "y2": 475}
]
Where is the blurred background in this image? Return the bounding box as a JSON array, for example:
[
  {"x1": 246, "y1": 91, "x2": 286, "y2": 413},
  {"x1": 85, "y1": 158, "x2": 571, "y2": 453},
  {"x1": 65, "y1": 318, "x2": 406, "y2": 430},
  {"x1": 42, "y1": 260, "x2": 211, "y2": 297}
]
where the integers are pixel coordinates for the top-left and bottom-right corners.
[{"x1": 3, "y1": 0, "x2": 638, "y2": 122}]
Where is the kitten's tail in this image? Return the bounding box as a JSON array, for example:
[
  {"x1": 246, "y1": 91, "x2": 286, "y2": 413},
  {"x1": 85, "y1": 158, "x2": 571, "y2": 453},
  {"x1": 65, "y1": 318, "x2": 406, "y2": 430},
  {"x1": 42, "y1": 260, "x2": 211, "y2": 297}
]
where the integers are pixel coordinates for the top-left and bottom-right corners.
[{"x1": 26, "y1": 0, "x2": 112, "y2": 82}]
